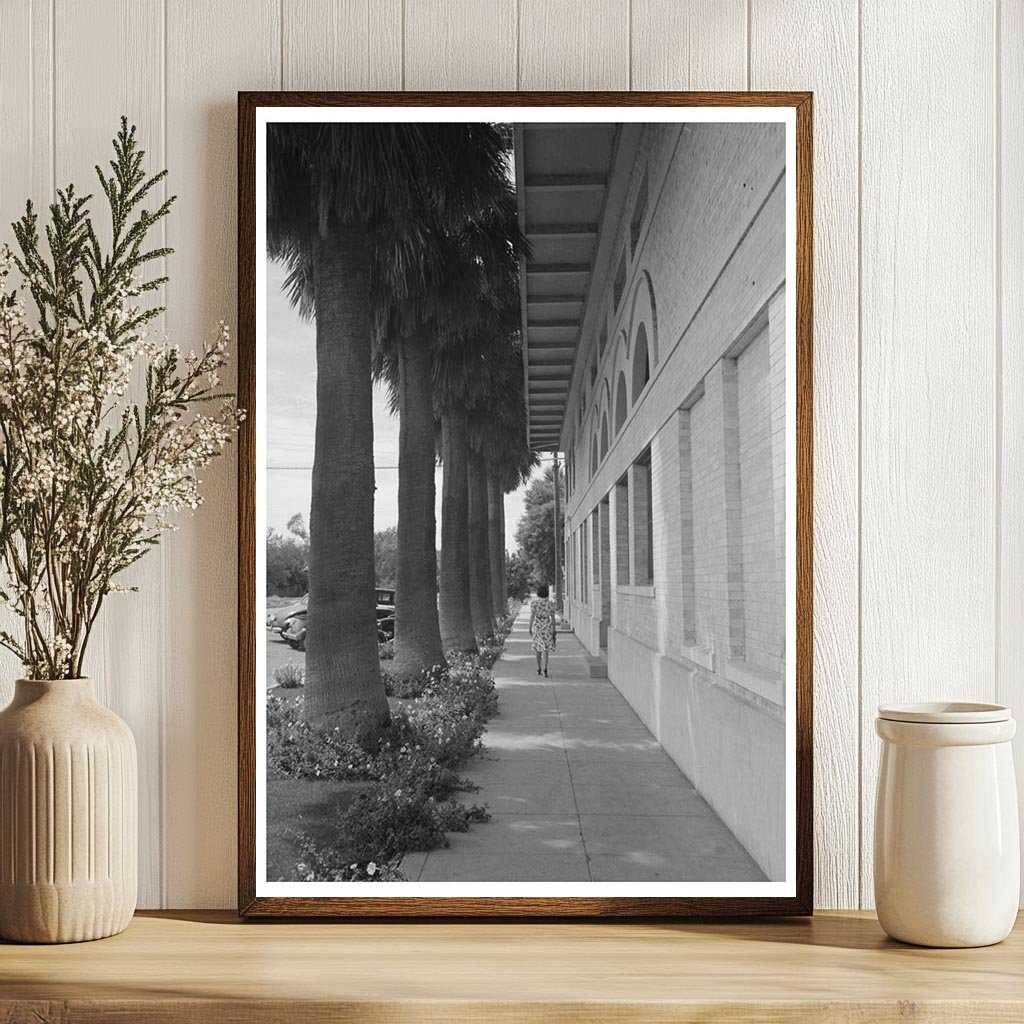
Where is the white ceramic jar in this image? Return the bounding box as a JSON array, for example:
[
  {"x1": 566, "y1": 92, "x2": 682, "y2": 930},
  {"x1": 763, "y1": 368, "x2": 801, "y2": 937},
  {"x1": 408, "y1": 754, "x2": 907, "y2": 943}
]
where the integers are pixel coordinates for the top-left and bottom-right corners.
[{"x1": 874, "y1": 702, "x2": 1019, "y2": 948}]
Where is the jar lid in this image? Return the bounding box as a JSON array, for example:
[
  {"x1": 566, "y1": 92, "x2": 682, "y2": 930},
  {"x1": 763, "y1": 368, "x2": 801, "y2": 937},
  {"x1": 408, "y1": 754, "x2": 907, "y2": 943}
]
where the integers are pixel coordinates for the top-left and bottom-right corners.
[{"x1": 877, "y1": 701, "x2": 1011, "y2": 724}]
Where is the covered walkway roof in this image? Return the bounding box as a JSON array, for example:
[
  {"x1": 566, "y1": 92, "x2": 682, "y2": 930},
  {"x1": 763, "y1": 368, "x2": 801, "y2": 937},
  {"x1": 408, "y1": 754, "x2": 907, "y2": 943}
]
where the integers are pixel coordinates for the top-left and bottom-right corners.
[{"x1": 514, "y1": 122, "x2": 639, "y2": 452}]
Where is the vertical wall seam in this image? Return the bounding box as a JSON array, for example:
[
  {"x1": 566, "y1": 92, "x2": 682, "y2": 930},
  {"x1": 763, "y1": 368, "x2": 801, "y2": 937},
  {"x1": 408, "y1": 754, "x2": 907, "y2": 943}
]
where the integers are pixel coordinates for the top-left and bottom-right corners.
[
  {"x1": 400, "y1": 0, "x2": 406, "y2": 90},
  {"x1": 515, "y1": 0, "x2": 521, "y2": 89},
  {"x1": 627, "y1": 0, "x2": 632, "y2": 90},
  {"x1": 855, "y1": 0, "x2": 864, "y2": 910},
  {"x1": 994, "y1": 0, "x2": 1003, "y2": 709},
  {"x1": 159, "y1": 0, "x2": 169, "y2": 911},
  {"x1": 29, "y1": 0, "x2": 34, "y2": 190},
  {"x1": 746, "y1": 0, "x2": 752, "y2": 89},
  {"x1": 49, "y1": 0, "x2": 55, "y2": 197}
]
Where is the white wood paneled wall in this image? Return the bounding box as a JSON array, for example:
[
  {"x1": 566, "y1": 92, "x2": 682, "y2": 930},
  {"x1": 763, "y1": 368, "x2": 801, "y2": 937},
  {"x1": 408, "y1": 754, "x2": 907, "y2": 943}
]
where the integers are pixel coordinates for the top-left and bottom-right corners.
[{"x1": 0, "y1": 0, "x2": 1017, "y2": 911}]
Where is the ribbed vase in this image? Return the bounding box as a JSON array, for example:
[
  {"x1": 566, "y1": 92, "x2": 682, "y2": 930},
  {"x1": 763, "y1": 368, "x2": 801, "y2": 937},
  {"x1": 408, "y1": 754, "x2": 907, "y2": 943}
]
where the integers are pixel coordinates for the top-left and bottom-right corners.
[{"x1": 0, "y1": 678, "x2": 137, "y2": 943}]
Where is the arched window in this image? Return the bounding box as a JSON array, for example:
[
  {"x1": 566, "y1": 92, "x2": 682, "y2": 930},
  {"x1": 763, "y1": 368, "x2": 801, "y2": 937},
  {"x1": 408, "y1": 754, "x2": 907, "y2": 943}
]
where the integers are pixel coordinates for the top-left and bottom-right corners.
[
  {"x1": 632, "y1": 323, "x2": 650, "y2": 401},
  {"x1": 591, "y1": 436, "x2": 598, "y2": 478},
  {"x1": 614, "y1": 372, "x2": 628, "y2": 434},
  {"x1": 600, "y1": 412, "x2": 609, "y2": 459}
]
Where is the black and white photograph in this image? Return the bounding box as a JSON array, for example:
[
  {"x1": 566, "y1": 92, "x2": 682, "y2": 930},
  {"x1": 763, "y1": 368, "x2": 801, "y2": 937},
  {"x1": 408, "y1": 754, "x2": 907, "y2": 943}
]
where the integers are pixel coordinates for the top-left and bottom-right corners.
[{"x1": 243, "y1": 98, "x2": 810, "y2": 913}]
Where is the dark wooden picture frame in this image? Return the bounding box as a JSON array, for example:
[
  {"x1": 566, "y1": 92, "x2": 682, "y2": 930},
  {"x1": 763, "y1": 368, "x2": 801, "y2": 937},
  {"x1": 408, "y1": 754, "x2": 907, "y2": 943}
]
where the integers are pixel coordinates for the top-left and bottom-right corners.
[{"x1": 238, "y1": 91, "x2": 813, "y2": 918}]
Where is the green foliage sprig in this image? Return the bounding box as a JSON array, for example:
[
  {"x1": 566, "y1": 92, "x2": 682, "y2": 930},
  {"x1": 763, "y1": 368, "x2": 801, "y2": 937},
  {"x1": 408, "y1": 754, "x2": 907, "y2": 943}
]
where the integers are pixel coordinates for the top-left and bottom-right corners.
[{"x1": 0, "y1": 118, "x2": 241, "y2": 679}]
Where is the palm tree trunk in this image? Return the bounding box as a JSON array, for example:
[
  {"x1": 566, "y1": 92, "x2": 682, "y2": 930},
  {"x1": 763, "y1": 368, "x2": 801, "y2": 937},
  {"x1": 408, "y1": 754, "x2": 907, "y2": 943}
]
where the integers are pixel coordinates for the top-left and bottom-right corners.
[
  {"x1": 499, "y1": 498, "x2": 507, "y2": 607},
  {"x1": 439, "y1": 407, "x2": 477, "y2": 652},
  {"x1": 306, "y1": 226, "x2": 389, "y2": 734},
  {"x1": 392, "y1": 332, "x2": 446, "y2": 678},
  {"x1": 487, "y1": 470, "x2": 506, "y2": 620},
  {"x1": 468, "y1": 449, "x2": 495, "y2": 639}
]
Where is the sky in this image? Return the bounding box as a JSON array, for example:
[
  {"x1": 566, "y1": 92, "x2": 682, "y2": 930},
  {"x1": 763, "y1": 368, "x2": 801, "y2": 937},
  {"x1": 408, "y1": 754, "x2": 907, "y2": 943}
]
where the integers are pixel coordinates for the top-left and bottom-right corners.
[{"x1": 265, "y1": 259, "x2": 536, "y2": 549}]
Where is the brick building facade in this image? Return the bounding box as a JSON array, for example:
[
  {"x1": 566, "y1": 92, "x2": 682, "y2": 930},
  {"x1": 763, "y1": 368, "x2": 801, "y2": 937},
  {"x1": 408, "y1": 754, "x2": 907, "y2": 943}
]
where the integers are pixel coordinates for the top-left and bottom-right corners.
[{"x1": 521, "y1": 121, "x2": 788, "y2": 880}]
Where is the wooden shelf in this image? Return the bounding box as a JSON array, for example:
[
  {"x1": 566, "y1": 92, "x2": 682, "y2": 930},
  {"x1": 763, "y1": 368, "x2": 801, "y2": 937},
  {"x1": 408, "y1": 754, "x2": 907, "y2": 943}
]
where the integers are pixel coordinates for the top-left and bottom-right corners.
[{"x1": 2, "y1": 910, "x2": 1023, "y2": 1022}]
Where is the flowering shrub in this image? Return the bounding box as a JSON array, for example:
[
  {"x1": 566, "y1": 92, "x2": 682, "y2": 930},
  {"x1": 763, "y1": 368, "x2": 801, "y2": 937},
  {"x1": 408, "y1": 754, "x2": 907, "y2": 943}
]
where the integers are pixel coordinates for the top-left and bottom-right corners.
[
  {"x1": 474, "y1": 636, "x2": 505, "y2": 669},
  {"x1": 294, "y1": 842, "x2": 406, "y2": 883},
  {"x1": 496, "y1": 608, "x2": 519, "y2": 638},
  {"x1": 380, "y1": 661, "x2": 441, "y2": 699},
  {"x1": 268, "y1": 656, "x2": 497, "y2": 782},
  {"x1": 269, "y1": 644, "x2": 505, "y2": 881},
  {"x1": 339, "y1": 787, "x2": 489, "y2": 863},
  {"x1": 0, "y1": 119, "x2": 239, "y2": 678},
  {"x1": 378, "y1": 639, "x2": 394, "y2": 661},
  {"x1": 272, "y1": 662, "x2": 304, "y2": 689},
  {"x1": 266, "y1": 693, "x2": 376, "y2": 781}
]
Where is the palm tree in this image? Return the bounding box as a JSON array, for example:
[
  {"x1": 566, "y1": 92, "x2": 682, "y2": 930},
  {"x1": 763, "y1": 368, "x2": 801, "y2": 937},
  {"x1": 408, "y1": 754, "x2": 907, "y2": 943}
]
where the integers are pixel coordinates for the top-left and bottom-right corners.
[
  {"x1": 437, "y1": 402, "x2": 476, "y2": 651},
  {"x1": 487, "y1": 472, "x2": 506, "y2": 619},
  {"x1": 374, "y1": 160, "x2": 522, "y2": 674},
  {"x1": 432, "y1": 199, "x2": 526, "y2": 652},
  {"x1": 474, "y1": 341, "x2": 536, "y2": 624},
  {"x1": 467, "y1": 445, "x2": 495, "y2": 638},
  {"x1": 267, "y1": 124, "x2": 508, "y2": 732},
  {"x1": 390, "y1": 322, "x2": 444, "y2": 678}
]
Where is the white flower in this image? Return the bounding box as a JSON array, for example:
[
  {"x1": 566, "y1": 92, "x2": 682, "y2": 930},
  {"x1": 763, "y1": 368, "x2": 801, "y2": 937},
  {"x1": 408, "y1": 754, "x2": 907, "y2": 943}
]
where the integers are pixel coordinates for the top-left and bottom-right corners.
[{"x1": 366, "y1": 862, "x2": 378, "y2": 876}]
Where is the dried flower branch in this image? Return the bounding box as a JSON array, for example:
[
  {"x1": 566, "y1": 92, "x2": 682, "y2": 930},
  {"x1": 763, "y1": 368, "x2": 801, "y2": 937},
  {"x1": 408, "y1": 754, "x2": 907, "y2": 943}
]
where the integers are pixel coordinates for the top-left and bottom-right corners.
[{"x1": 0, "y1": 118, "x2": 241, "y2": 679}]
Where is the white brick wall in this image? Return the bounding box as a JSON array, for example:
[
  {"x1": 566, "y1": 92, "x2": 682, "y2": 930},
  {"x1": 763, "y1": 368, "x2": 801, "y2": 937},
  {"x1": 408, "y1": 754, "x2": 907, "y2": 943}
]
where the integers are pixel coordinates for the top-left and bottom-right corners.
[{"x1": 560, "y1": 122, "x2": 787, "y2": 878}]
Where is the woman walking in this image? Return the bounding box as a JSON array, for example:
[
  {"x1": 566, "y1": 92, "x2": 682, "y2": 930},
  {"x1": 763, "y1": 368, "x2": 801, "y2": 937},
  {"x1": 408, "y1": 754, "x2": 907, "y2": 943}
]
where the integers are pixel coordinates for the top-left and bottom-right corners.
[{"x1": 529, "y1": 584, "x2": 556, "y2": 677}]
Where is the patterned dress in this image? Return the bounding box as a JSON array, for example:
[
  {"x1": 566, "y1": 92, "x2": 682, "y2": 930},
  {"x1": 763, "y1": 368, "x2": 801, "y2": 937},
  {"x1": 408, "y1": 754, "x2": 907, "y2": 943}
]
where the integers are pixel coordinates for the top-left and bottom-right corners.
[{"x1": 530, "y1": 597, "x2": 555, "y2": 653}]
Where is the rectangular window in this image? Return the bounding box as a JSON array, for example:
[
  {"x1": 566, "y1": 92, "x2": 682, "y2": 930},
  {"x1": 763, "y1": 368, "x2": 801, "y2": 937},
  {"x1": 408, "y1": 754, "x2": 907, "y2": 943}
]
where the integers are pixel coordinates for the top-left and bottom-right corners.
[
  {"x1": 582, "y1": 523, "x2": 589, "y2": 608},
  {"x1": 632, "y1": 448, "x2": 654, "y2": 586},
  {"x1": 736, "y1": 325, "x2": 781, "y2": 674},
  {"x1": 689, "y1": 387, "x2": 714, "y2": 646},
  {"x1": 677, "y1": 407, "x2": 697, "y2": 645},
  {"x1": 569, "y1": 530, "x2": 576, "y2": 603},
  {"x1": 576, "y1": 529, "x2": 583, "y2": 603},
  {"x1": 615, "y1": 473, "x2": 630, "y2": 586}
]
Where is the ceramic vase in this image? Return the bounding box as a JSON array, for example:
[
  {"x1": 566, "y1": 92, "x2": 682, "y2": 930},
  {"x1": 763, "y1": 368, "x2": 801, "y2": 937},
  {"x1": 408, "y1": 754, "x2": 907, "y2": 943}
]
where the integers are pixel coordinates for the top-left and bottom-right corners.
[
  {"x1": 874, "y1": 701, "x2": 1019, "y2": 948},
  {"x1": 0, "y1": 678, "x2": 137, "y2": 943}
]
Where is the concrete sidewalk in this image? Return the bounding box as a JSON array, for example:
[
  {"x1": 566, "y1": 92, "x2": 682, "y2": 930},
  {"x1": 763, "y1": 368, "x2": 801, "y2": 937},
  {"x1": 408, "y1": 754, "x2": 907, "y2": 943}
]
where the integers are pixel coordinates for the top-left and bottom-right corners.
[{"x1": 401, "y1": 604, "x2": 765, "y2": 882}]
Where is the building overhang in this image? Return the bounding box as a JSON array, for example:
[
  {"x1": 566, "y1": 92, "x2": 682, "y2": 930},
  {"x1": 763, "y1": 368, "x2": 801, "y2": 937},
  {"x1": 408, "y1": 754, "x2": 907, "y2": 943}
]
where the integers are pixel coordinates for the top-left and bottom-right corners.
[{"x1": 515, "y1": 122, "x2": 641, "y2": 452}]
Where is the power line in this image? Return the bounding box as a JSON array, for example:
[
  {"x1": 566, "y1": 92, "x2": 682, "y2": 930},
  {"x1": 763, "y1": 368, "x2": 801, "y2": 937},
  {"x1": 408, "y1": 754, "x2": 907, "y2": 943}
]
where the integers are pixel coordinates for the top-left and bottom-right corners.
[
  {"x1": 269, "y1": 454, "x2": 562, "y2": 471},
  {"x1": 268, "y1": 464, "x2": 399, "y2": 470}
]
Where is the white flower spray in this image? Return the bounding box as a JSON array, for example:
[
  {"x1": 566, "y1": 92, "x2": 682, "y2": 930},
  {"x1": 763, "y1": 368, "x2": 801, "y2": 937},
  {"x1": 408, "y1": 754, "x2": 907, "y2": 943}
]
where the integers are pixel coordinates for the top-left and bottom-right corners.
[{"x1": 0, "y1": 119, "x2": 241, "y2": 679}]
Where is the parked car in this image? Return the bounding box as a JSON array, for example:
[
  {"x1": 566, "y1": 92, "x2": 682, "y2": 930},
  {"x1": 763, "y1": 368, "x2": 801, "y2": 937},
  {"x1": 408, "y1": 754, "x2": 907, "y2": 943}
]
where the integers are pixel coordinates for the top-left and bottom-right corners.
[
  {"x1": 282, "y1": 609, "x2": 307, "y2": 651},
  {"x1": 274, "y1": 588, "x2": 395, "y2": 649},
  {"x1": 267, "y1": 594, "x2": 307, "y2": 633},
  {"x1": 375, "y1": 587, "x2": 395, "y2": 641}
]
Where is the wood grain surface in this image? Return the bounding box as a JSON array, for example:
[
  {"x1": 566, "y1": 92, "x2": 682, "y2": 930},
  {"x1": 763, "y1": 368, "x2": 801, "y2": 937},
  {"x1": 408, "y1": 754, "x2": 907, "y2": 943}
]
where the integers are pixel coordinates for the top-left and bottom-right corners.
[{"x1": 2, "y1": 910, "x2": 1024, "y2": 1022}]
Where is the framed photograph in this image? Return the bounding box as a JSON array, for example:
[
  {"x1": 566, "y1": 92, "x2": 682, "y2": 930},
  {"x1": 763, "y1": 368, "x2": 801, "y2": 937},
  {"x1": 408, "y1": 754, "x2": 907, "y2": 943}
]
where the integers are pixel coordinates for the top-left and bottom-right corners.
[{"x1": 238, "y1": 91, "x2": 812, "y2": 917}]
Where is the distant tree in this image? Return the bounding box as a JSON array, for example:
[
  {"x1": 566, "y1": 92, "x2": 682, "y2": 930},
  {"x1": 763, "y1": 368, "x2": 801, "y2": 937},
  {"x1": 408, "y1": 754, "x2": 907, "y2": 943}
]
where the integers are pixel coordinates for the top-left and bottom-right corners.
[
  {"x1": 287, "y1": 513, "x2": 308, "y2": 541},
  {"x1": 266, "y1": 516, "x2": 309, "y2": 596},
  {"x1": 373, "y1": 526, "x2": 398, "y2": 587},
  {"x1": 505, "y1": 551, "x2": 532, "y2": 602},
  {"x1": 514, "y1": 466, "x2": 565, "y2": 591}
]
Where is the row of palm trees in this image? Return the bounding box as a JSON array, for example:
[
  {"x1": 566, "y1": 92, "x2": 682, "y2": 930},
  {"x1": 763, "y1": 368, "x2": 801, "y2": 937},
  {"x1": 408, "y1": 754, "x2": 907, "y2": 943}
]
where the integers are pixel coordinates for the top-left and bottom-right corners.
[{"x1": 268, "y1": 123, "x2": 534, "y2": 737}]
